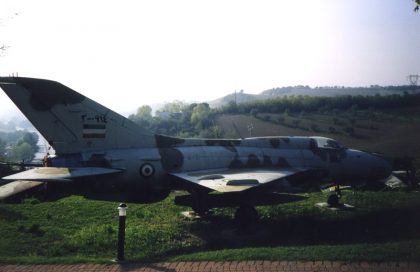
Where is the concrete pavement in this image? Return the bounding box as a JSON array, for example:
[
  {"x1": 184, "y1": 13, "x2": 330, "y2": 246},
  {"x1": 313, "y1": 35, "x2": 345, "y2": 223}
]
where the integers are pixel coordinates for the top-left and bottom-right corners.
[{"x1": 1, "y1": 261, "x2": 420, "y2": 272}]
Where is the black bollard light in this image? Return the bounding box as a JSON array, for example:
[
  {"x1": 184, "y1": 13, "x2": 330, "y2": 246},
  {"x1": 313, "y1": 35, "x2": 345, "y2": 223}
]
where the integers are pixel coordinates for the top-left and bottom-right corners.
[{"x1": 116, "y1": 202, "x2": 127, "y2": 262}]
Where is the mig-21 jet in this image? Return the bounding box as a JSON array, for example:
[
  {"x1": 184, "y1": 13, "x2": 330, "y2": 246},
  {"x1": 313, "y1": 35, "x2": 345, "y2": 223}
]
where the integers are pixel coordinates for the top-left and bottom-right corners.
[{"x1": 0, "y1": 77, "x2": 392, "y2": 223}]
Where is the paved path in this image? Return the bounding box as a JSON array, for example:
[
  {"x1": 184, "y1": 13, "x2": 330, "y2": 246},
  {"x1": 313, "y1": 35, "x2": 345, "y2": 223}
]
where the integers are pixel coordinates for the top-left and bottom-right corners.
[{"x1": 1, "y1": 261, "x2": 420, "y2": 272}]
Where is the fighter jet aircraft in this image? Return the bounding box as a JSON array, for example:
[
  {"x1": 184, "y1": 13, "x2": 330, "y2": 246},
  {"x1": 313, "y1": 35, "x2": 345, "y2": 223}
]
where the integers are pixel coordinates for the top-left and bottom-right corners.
[{"x1": 0, "y1": 77, "x2": 392, "y2": 223}]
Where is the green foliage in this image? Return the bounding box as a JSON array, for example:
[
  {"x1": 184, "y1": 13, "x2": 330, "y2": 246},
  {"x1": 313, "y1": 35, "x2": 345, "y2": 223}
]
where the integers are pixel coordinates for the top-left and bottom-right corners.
[
  {"x1": 344, "y1": 126, "x2": 355, "y2": 136},
  {"x1": 128, "y1": 105, "x2": 153, "y2": 128},
  {"x1": 218, "y1": 92, "x2": 420, "y2": 117},
  {"x1": 299, "y1": 110, "x2": 306, "y2": 118},
  {"x1": 310, "y1": 124, "x2": 319, "y2": 132},
  {"x1": 10, "y1": 142, "x2": 34, "y2": 163},
  {"x1": 0, "y1": 131, "x2": 39, "y2": 163},
  {"x1": 129, "y1": 102, "x2": 217, "y2": 138},
  {"x1": 349, "y1": 104, "x2": 358, "y2": 116},
  {"x1": 128, "y1": 88, "x2": 420, "y2": 140},
  {"x1": 156, "y1": 101, "x2": 187, "y2": 115},
  {"x1": 328, "y1": 126, "x2": 337, "y2": 134},
  {"x1": 67, "y1": 224, "x2": 117, "y2": 255},
  {"x1": 198, "y1": 126, "x2": 223, "y2": 138},
  {"x1": 131, "y1": 105, "x2": 152, "y2": 120},
  {"x1": 20, "y1": 132, "x2": 39, "y2": 148},
  {"x1": 0, "y1": 138, "x2": 5, "y2": 157},
  {"x1": 250, "y1": 108, "x2": 259, "y2": 117},
  {"x1": 224, "y1": 101, "x2": 238, "y2": 114},
  {"x1": 191, "y1": 103, "x2": 211, "y2": 129},
  {"x1": 292, "y1": 119, "x2": 301, "y2": 128}
]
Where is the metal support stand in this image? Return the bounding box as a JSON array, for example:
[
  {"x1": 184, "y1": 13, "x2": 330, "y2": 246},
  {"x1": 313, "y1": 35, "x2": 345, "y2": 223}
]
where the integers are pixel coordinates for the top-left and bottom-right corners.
[{"x1": 116, "y1": 203, "x2": 127, "y2": 262}]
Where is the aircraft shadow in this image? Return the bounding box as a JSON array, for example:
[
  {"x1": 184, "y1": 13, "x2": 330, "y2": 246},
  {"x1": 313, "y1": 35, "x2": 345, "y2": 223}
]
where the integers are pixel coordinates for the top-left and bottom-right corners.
[{"x1": 179, "y1": 204, "x2": 420, "y2": 252}]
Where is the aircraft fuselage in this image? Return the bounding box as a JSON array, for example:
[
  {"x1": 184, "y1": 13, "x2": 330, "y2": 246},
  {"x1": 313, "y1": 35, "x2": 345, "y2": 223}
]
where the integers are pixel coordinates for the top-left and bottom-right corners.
[{"x1": 48, "y1": 135, "x2": 391, "y2": 195}]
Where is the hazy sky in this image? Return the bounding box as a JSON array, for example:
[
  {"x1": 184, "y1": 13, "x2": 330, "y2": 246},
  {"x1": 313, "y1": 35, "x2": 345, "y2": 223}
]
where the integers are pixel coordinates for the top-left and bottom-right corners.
[{"x1": 0, "y1": 0, "x2": 419, "y2": 114}]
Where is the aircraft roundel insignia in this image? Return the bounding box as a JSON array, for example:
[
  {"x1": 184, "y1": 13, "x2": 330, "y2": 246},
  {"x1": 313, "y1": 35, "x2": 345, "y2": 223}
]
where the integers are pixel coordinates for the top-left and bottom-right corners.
[{"x1": 140, "y1": 163, "x2": 155, "y2": 178}]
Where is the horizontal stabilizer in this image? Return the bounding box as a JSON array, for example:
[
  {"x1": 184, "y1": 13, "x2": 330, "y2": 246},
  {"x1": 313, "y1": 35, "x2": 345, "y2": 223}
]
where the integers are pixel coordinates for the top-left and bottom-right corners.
[
  {"x1": 0, "y1": 180, "x2": 44, "y2": 200},
  {"x1": 2, "y1": 167, "x2": 122, "y2": 182}
]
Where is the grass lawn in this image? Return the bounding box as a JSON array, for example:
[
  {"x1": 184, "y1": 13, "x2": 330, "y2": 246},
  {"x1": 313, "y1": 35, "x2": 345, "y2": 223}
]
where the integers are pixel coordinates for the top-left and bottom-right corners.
[{"x1": 0, "y1": 190, "x2": 419, "y2": 263}]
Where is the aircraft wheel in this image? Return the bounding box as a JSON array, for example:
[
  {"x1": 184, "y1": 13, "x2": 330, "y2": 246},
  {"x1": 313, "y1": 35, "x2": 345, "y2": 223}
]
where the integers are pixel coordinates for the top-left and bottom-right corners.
[
  {"x1": 234, "y1": 205, "x2": 258, "y2": 228},
  {"x1": 192, "y1": 204, "x2": 209, "y2": 216},
  {"x1": 327, "y1": 194, "x2": 339, "y2": 207}
]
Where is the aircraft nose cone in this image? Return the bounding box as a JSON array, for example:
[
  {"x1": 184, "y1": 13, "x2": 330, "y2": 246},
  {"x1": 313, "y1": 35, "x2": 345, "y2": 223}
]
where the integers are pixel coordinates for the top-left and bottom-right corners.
[
  {"x1": 345, "y1": 149, "x2": 392, "y2": 181},
  {"x1": 370, "y1": 153, "x2": 392, "y2": 180},
  {"x1": 361, "y1": 151, "x2": 392, "y2": 180}
]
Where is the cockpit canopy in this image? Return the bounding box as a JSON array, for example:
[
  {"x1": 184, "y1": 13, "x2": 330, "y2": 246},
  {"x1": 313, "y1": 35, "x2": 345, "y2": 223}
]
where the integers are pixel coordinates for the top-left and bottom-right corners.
[{"x1": 311, "y1": 137, "x2": 345, "y2": 150}]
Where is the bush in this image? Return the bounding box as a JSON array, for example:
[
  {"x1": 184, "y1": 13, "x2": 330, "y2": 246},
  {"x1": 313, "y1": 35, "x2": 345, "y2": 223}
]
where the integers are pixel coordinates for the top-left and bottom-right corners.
[
  {"x1": 310, "y1": 124, "x2": 320, "y2": 132},
  {"x1": 344, "y1": 126, "x2": 355, "y2": 136},
  {"x1": 250, "y1": 108, "x2": 259, "y2": 117}
]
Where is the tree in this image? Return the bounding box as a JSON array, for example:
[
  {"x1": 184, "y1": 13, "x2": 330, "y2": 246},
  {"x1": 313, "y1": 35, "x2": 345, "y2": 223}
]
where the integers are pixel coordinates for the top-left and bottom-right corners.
[
  {"x1": 250, "y1": 108, "x2": 259, "y2": 117},
  {"x1": 199, "y1": 126, "x2": 223, "y2": 138},
  {"x1": 344, "y1": 126, "x2": 355, "y2": 136},
  {"x1": 225, "y1": 101, "x2": 238, "y2": 114},
  {"x1": 349, "y1": 104, "x2": 358, "y2": 117},
  {"x1": 156, "y1": 101, "x2": 186, "y2": 114},
  {"x1": 310, "y1": 124, "x2": 320, "y2": 132},
  {"x1": 0, "y1": 138, "x2": 5, "y2": 157},
  {"x1": 191, "y1": 103, "x2": 211, "y2": 129},
  {"x1": 367, "y1": 106, "x2": 375, "y2": 129},
  {"x1": 299, "y1": 110, "x2": 306, "y2": 119},
  {"x1": 136, "y1": 105, "x2": 153, "y2": 119},
  {"x1": 129, "y1": 105, "x2": 153, "y2": 127},
  {"x1": 13, "y1": 132, "x2": 39, "y2": 157},
  {"x1": 21, "y1": 132, "x2": 39, "y2": 150},
  {"x1": 10, "y1": 142, "x2": 34, "y2": 163}
]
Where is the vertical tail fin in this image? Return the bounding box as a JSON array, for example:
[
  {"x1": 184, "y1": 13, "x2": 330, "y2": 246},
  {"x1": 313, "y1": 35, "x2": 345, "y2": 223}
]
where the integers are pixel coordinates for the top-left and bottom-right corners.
[{"x1": 0, "y1": 77, "x2": 156, "y2": 154}]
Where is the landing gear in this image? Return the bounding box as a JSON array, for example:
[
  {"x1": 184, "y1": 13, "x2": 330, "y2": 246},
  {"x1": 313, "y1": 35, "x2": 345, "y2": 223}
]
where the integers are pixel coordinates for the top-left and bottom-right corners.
[
  {"x1": 176, "y1": 191, "x2": 261, "y2": 228},
  {"x1": 192, "y1": 203, "x2": 209, "y2": 216},
  {"x1": 317, "y1": 184, "x2": 355, "y2": 211},
  {"x1": 327, "y1": 185, "x2": 342, "y2": 207},
  {"x1": 327, "y1": 194, "x2": 339, "y2": 207},
  {"x1": 234, "y1": 205, "x2": 258, "y2": 229},
  {"x1": 191, "y1": 192, "x2": 210, "y2": 216}
]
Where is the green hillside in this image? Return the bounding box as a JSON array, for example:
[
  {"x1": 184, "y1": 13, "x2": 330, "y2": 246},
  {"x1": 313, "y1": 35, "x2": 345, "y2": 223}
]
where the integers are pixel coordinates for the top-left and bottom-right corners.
[{"x1": 216, "y1": 109, "x2": 420, "y2": 159}]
